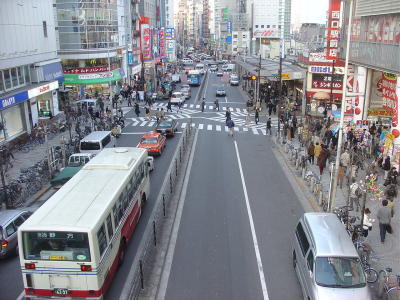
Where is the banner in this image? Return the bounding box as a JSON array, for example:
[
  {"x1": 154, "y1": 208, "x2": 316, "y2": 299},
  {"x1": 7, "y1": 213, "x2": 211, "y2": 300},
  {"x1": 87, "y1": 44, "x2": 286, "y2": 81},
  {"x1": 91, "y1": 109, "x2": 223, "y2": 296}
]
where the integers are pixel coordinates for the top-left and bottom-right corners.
[
  {"x1": 140, "y1": 22, "x2": 152, "y2": 61},
  {"x1": 326, "y1": 0, "x2": 341, "y2": 60},
  {"x1": 159, "y1": 28, "x2": 166, "y2": 57},
  {"x1": 165, "y1": 28, "x2": 174, "y2": 40},
  {"x1": 127, "y1": 51, "x2": 133, "y2": 65},
  {"x1": 382, "y1": 73, "x2": 398, "y2": 126},
  {"x1": 64, "y1": 69, "x2": 124, "y2": 85}
]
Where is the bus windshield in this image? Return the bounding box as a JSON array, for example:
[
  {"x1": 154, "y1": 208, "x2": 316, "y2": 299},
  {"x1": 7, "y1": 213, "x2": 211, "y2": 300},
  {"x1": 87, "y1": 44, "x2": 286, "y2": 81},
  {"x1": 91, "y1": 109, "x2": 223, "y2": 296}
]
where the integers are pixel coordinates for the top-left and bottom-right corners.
[
  {"x1": 22, "y1": 231, "x2": 91, "y2": 262},
  {"x1": 80, "y1": 142, "x2": 100, "y2": 150}
]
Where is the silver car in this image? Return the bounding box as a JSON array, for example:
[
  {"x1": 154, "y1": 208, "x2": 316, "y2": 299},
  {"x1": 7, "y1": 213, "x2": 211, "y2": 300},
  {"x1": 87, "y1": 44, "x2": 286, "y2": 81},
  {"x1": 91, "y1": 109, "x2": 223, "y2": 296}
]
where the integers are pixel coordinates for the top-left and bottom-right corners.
[
  {"x1": 293, "y1": 213, "x2": 372, "y2": 300},
  {"x1": 0, "y1": 210, "x2": 32, "y2": 258}
]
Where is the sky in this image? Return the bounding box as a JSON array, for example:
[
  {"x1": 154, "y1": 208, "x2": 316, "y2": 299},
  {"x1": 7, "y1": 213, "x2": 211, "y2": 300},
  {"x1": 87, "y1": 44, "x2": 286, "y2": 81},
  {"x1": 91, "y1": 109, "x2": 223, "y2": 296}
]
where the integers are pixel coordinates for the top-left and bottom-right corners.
[{"x1": 293, "y1": 0, "x2": 329, "y2": 25}]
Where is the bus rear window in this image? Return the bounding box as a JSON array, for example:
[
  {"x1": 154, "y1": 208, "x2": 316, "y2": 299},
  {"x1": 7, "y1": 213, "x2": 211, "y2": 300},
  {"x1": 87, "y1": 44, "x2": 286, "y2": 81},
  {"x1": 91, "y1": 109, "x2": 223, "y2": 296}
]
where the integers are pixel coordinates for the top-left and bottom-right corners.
[
  {"x1": 22, "y1": 231, "x2": 91, "y2": 262},
  {"x1": 80, "y1": 142, "x2": 100, "y2": 150}
]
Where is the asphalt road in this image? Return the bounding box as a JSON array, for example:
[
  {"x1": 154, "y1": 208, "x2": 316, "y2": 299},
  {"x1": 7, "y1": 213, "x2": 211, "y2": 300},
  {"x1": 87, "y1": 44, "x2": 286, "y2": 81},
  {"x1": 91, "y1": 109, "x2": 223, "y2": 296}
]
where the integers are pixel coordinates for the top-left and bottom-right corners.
[{"x1": 161, "y1": 71, "x2": 306, "y2": 300}]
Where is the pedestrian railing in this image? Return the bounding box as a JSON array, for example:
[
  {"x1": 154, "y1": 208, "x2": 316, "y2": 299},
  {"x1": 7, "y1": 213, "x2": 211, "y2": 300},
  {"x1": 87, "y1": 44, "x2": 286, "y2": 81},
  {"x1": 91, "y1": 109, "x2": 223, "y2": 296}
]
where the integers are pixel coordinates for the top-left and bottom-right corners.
[{"x1": 121, "y1": 119, "x2": 194, "y2": 300}]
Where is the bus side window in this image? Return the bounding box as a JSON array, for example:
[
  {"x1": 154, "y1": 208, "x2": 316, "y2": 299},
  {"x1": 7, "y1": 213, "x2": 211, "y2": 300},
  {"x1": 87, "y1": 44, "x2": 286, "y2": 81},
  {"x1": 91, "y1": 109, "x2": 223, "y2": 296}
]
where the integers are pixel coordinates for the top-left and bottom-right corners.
[
  {"x1": 102, "y1": 135, "x2": 111, "y2": 148},
  {"x1": 106, "y1": 214, "x2": 114, "y2": 241},
  {"x1": 112, "y1": 203, "x2": 120, "y2": 228},
  {"x1": 97, "y1": 224, "x2": 108, "y2": 257}
]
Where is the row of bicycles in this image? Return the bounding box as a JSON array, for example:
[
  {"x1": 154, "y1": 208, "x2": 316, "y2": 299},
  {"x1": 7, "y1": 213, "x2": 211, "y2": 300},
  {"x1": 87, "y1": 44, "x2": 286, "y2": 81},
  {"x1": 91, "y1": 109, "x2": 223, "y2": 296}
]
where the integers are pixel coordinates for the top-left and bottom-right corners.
[{"x1": 333, "y1": 205, "x2": 399, "y2": 299}]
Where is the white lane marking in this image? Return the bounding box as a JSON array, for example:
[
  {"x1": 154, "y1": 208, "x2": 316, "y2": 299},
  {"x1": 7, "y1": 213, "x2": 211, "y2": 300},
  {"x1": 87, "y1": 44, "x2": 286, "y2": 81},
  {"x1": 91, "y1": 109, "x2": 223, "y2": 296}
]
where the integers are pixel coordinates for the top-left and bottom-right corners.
[
  {"x1": 183, "y1": 104, "x2": 188, "y2": 107},
  {"x1": 233, "y1": 141, "x2": 270, "y2": 300},
  {"x1": 198, "y1": 124, "x2": 204, "y2": 129},
  {"x1": 16, "y1": 292, "x2": 24, "y2": 300},
  {"x1": 243, "y1": 127, "x2": 248, "y2": 132},
  {"x1": 222, "y1": 107, "x2": 227, "y2": 111},
  {"x1": 190, "y1": 104, "x2": 194, "y2": 108},
  {"x1": 234, "y1": 127, "x2": 239, "y2": 131},
  {"x1": 156, "y1": 130, "x2": 199, "y2": 300},
  {"x1": 216, "y1": 125, "x2": 221, "y2": 131},
  {"x1": 261, "y1": 129, "x2": 266, "y2": 135},
  {"x1": 139, "y1": 121, "x2": 148, "y2": 126},
  {"x1": 181, "y1": 123, "x2": 187, "y2": 128},
  {"x1": 207, "y1": 124, "x2": 212, "y2": 131},
  {"x1": 192, "y1": 123, "x2": 196, "y2": 127},
  {"x1": 148, "y1": 121, "x2": 155, "y2": 127},
  {"x1": 121, "y1": 132, "x2": 183, "y2": 135},
  {"x1": 236, "y1": 108, "x2": 241, "y2": 112},
  {"x1": 225, "y1": 126, "x2": 229, "y2": 132},
  {"x1": 138, "y1": 117, "x2": 146, "y2": 121},
  {"x1": 208, "y1": 105, "x2": 213, "y2": 110},
  {"x1": 196, "y1": 105, "x2": 200, "y2": 108},
  {"x1": 169, "y1": 115, "x2": 177, "y2": 119},
  {"x1": 225, "y1": 96, "x2": 228, "y2": 103},
  {"x1": 252, "y1": 128, "x2": 259, "y2": 135}
]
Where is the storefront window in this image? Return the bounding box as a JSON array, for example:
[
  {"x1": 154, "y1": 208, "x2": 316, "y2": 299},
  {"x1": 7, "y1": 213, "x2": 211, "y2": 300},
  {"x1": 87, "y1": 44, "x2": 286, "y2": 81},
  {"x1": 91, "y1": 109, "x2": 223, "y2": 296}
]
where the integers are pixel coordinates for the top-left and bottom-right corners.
[
  {"x1": 11, "y1": 68, "x2": 18, "y2": 87},
  {"x1": 3, "y1": 69, "x2": 11, "y2": 89},
  {"x1": 1, "y1": 104, "x2": 24, "y2": 140},
  {"x1": 0, "y1": 72, "x2": 4, "y2": 92},
  {"x1": 17, "y1": 67, "x2": 24, "y2": 85},
  {"x1": 24, "y1": 65, "x2": 30, "y2": 84},
  {"x1": 37, "y1": 93, "x2": 53, "y2": 117}
]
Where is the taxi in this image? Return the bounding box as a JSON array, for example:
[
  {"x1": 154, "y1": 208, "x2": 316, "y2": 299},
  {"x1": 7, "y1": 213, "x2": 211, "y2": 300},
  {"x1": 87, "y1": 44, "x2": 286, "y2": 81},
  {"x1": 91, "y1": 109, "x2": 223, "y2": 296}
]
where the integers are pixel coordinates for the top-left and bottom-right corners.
[{"x1": 137, "y1": 131, "x2": 166, "y2": 156}]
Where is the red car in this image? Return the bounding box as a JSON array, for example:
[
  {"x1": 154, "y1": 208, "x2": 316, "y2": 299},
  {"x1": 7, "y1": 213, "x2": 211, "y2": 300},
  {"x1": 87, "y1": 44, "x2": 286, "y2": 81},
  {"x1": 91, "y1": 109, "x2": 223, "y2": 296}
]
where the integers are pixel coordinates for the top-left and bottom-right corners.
[{"x1": 137, "y1": 132, "x2": 166, "y2": 156}]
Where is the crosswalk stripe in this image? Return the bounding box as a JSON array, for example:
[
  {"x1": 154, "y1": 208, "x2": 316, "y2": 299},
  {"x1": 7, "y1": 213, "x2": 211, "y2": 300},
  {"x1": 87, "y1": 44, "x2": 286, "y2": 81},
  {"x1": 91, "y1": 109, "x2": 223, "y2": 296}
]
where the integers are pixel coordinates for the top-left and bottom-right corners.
[
  {"x1": 192, "y1": 123, "x2": 196, "y2": 127},
  {"x1": 181, "y1": 123, "x2": 187, "y2": 128},
  {"x1": 199, "y1": 124, "x2": 204, "y2": 129},
  {"x1": 236, "y1": 108, "x2": 241, "y2": 112},
  {"x1": 148, "y1": 121, "x2": 155, "y2": 127},
  {"x1": 234, "y1": 127, "x2": 239, "y2": 131},
  {"x1": 243, "y1": 127, "x2": 248, "y2": 132},
  {"x1": 252, "y1": 128, "x2": 259, "y2": 135},
  {"x1": 225, "y1": 126, "x2": 229, "y2": 132},
  {"x1": 261, "y1": 129, "x2": 266, "y2": 135},
  {"x1": 138, "y1": 117, "x2": 146, "y2": 121},
  {"x1": 183, "y1": 104, "x2": 188, "y2": 107},
  {"x1": 196, "y1": 105, "x2": 200, "y2": 108},
  {"x1": 190, "y1": 104, "x2": 194, "y2": 108},
  {"x1": 208, "y1": 106, "x2": 213, "y2": 110},
  {"x1": 169, "y1": 115, "x2": 178, "y2": 119},
  {"x1": 222, "y1": 107, "x2": 227, "y2": 111},
  {"x1": 140, "y1": 121, "x2": 148, "y2": 126},
  {"x1": 216, "y1": 125, "x2": 221, "y2": 131},
  {"x1": 207, "y1": 124, "x2": 212, "y2": 130}
]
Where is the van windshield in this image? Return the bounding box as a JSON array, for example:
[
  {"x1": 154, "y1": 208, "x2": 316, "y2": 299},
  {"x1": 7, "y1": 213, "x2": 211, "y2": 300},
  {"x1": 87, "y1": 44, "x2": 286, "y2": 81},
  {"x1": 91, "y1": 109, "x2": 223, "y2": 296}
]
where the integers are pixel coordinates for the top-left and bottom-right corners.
[
  {"x1": 22, "y1": 231, "x2": 91, "y2": 262},
  {"x1": 315, "y1": 257, "x2": 366, "y2": 288},
  {"x1": 80, "y1": 142, "x2": 100, "y2": 150}
]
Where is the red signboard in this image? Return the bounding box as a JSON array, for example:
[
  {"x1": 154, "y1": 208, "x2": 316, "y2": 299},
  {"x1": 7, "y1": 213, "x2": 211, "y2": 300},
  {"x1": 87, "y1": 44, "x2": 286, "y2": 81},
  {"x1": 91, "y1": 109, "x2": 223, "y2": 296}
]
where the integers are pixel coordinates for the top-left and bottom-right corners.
[
  {"x1": 312, "y1": 80, "x2": 343, "y2": 90},
  {"x1": 159, "y1": 28, "x2": 165, "y2": 57},
  {"x1": 326, "y1": 0, "x2": 341, "y2": 60},
  {"x1": 382, "y1": 73, "x2": 398, "y2": 126},
  {"x1": 140, "y1": 19, "x2": 152, "y2": 61},
  {"x1": 365, "y1": 15, "x2": 400, "y2": 44},
  {"x1": 63, "y1": 65, "x2": 118, "y2": 74}
]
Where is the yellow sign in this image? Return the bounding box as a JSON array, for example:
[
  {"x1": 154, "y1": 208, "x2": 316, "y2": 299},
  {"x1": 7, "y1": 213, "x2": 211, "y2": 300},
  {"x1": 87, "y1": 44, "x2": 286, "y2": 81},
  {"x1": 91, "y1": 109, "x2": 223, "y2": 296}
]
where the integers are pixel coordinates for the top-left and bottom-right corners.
[
  {"x1": 49, "y1": 256, "x2": 66, "y2": 260},
  {"x1": 272, "y1": 73, "x2": 291, "y2": 79}
]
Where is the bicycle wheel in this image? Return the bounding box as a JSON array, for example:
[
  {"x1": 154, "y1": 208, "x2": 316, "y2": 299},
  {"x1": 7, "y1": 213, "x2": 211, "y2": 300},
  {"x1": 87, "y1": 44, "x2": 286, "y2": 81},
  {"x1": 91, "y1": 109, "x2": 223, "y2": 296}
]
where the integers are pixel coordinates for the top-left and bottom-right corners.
[
  {"x1": 377, "y1": 277, "x2": 387, "y2": 298},
  {"x1": 365, "y1": 267, "x2": 378, "y2": 283}
]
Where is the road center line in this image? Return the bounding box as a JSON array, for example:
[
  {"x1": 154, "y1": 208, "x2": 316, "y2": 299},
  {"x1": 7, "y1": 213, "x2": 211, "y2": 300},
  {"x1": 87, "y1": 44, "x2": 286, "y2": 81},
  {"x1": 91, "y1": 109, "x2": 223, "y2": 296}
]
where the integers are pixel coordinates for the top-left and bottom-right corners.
[
  {"x1": 156, "y1": 130, "x2": 199, "y2": 300},
  {"x1": 233, "y1": 141, "x2": 270, "y2": 300}
]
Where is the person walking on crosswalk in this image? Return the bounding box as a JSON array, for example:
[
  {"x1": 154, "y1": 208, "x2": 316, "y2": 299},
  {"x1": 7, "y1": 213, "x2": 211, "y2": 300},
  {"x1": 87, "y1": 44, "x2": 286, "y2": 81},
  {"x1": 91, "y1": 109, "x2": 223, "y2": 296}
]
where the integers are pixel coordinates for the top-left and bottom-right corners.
[
  {"x1": 255, "y1": 108, "x2": 260, "y2": 125},
  {"x1": 134, "y1": 102, "x2": 140, "y2": 117},
  {"x1": 214, "y1": 99, "x2": 220, "y2": 111},
  {"x1": 167, "y1": 100, "x2": 172, "y2": 112},
  {"x1": 266, "y1": 118, "x2": 272, "y2": 135},
  {"x1": 201, "y1": 98, "x2": 206, "y2": 112},
  {"x1": 227, "y1": 119, "x2": 235, "y2": 136},
  {"x1": 225, "y1": 108, "x2": 231, "y2": 121},
  {"x1": 145, "y1": 105, "x2": 151, "y2": 120}
]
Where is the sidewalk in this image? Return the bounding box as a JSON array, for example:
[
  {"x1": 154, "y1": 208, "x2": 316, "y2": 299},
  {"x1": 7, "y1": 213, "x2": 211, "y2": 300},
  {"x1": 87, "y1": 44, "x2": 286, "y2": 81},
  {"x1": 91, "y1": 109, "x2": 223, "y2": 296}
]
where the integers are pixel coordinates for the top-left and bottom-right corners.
[{"x1": 273, "y1": 135, "x2": 400, "y2": 278}]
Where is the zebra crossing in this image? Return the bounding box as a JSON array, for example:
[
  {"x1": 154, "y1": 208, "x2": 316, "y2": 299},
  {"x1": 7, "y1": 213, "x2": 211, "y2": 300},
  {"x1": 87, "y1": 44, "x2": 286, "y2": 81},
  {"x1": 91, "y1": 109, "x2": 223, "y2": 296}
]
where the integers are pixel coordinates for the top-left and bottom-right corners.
[
  {"x1": 148, "y1": 102, "x2": 251, "y2": 115},
  {"x1": 125, "y1": 118, "x2": 278, "y2": 136}
]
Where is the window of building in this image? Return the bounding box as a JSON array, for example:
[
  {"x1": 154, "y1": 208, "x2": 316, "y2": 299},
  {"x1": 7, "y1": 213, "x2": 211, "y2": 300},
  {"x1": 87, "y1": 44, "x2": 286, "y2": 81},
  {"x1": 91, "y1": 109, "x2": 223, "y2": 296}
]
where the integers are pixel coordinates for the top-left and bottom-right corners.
[
  {"x1": 255, "y1": 25, "x2": 258, "y2": 28},
  {"x1": 0, "y1": 72, "x2": 4, "y2": 92},
  {"x1": 17, "y1": 66, "x2": 24, "y2": 85},
  {"x1": 24, "y1": 65, "x2": 30, "y2": 84},
  {"x1": 272, "y1": 25, "x2": 276, "y2": 28},
  {"x1": 43, "y1": 21, "x2": 48, "y2": 38},
  {"x1": 11, "y1": 68, "x2": 18, "y2": 87},
  {"x1": 261, "y1": 25, "x2": 264, "y2": 28},
  {"x1": 267, "y1": 25, "x2": 270, "y2": 28}
]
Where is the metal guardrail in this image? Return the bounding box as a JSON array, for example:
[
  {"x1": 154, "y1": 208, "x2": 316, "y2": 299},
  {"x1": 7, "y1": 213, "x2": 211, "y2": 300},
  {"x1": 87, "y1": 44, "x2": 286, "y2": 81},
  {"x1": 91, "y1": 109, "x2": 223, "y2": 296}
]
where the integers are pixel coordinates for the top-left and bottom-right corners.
[{"x1": 121, "y1": 119, "x2": 194, "y2": 300}]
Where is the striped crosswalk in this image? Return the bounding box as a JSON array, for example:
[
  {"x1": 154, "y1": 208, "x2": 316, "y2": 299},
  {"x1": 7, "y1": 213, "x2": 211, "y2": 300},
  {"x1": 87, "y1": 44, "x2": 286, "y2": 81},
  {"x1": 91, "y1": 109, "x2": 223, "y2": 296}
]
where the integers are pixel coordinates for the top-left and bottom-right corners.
[{"x1": 148, "y1": 102, "x2": 251, "y2": 114}]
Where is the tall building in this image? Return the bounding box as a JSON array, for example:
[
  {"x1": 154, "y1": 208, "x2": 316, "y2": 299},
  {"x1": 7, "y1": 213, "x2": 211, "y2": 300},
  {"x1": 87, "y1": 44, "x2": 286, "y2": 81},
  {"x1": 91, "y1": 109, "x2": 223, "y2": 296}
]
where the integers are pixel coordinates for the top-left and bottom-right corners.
[
  {"x1": 251, "y1": 0, "x2": 291, "y2": 58},
  {"x1": 56, "y1": 0, "x2": 134, "y2": 98},
  {"x1": 0, "y1": 0, "x2": 64, "y2": 143}
]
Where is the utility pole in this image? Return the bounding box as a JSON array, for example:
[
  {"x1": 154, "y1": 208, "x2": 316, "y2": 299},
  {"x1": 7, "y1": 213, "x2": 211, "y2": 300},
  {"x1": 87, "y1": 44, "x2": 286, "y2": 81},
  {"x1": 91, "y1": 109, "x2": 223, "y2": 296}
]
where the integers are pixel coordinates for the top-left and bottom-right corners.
[
  {"x1": 277, "y1": 39, "x2": 283, "y2": 135},
  {"x1": 329, "y1": 0, "x2": 354, "y2": 212},
  {"x1": 257, "y1": 54, "x2": 261, "y2": 104}
]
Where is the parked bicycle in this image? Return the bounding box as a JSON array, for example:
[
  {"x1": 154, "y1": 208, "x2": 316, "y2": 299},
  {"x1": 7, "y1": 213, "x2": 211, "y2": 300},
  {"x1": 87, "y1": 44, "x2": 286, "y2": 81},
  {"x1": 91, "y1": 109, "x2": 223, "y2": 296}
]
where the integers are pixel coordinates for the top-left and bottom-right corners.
[{"x1": 377, "y1": 267, "x2": 400, "y2": 299}]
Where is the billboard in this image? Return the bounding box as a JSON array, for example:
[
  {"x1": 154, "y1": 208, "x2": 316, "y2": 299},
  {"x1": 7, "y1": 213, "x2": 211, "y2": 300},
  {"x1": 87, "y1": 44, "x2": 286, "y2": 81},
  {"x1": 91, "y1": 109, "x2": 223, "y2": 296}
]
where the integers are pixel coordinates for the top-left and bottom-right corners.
[
  {"x1": 140, "y1": 21, "x2": 152, "y2": 61},
  {"x1": 326, "y1": 0, "x2": 341, "y2": 60},
  {"x1": 159, "y1": 28, "x2": 166, "y2": 57}
]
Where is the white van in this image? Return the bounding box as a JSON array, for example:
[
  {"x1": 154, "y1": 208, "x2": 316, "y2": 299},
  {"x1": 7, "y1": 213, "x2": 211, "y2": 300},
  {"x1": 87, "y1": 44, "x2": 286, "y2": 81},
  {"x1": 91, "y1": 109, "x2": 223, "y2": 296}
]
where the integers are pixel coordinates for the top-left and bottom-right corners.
[
  {"x1": 79, "y1": 131, "x2": 112, "y2": 154},
  {"x1": 195, "y1": 63, "x2": 205, "y2": 75},
  {"x1": 293, "y1": 213, "x2": 372, "y2": 300}
]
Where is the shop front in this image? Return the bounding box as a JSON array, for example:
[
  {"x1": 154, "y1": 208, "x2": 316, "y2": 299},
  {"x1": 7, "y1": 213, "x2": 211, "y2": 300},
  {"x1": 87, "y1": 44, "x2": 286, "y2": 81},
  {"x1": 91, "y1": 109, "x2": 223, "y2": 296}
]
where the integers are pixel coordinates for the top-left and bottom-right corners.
[
  {"x1": 28, "y1": 81, "x2": 60, "y2": 126},
  {"x1": 0, "y1": 91, "x2": 28, "y2": 142}
]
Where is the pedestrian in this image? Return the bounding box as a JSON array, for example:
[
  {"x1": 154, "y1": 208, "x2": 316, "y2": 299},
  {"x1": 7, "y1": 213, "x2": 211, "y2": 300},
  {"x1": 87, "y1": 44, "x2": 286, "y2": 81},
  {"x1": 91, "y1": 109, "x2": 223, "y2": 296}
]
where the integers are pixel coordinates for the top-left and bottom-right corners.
[
  {"x1": 377, "y1": 199, "x2": 393, "y2": 243},
  {"x1": 313, "y1": 142, "x2": 322, "y2": 165},
  {"x1": 307, "y1": 142, "x2": 315, "y2": 164},
  {"x1": 255, "y1": 108, "x2": 259, "y2": 125},
  {"x1": 134, "y1": 102, "x2": 140, "y2": 117},
  {"x1": 349, "y1": 178, "x2": 361, "y2": 211},
  {"x1": 317, "y1": 145, "x2": 329, "y2": 175},
  {"x1": 177, "y1": 101, "x2": 182, "y2": 113},
  {"x1": 225, "y1": 108, "x2": 231, "y2": 121},
  {"x1": 226, "y1": 119, "x2": 235, "y2": 136},
  {"x1": 386, "y1": 167, "x2": 398, "y2": 185},
  {"x1": 266, "y1": 117, "x2": 272, "y2": 135},
  {"x1": 167, "y1": 101, "x2": 172, "y2": 112},
  {"x1": 340, "y1": 149, "x2": 350, "y2": 173},
  {"x1": 201, "y1": 99, "x2": 205, "y2": 112},
  {"x1": 127, "y1": 95, "x2": 132, "y2": 107},
  {"x1": 156, "y1": 108, "x2": 161, "y2": 123},
  {"x1": 362, "y1": 208, "x2": 373, "y2": 237},
  {"x1": 145, "y1": 106, "x2": 150, "y2": 120},
  {"x1": 382, "y1": 155, "x2": 391, "y2": 179},
  {"x1": 214, "y1": 99, "x2": 219, "y2": 111},
  {"x1": 160, "y1": 108, "x2": 165, "y2": 120},
  {"x1": 245, "y1": 112, "x2": 251, "y2": 126}
]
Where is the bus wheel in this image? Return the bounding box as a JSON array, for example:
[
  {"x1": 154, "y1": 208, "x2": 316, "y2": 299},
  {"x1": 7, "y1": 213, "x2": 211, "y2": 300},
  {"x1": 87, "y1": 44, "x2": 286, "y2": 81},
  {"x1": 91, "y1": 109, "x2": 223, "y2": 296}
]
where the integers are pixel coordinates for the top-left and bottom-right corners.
[{"x1": 118, "y1": 240, "x2": 126, "y2": 266}]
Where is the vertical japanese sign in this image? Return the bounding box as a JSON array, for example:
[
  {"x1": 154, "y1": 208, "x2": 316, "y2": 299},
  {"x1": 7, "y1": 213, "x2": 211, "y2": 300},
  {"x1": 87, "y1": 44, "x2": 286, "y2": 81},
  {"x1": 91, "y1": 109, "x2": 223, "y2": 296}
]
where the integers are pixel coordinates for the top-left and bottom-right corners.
[
  {"x1": 140, "y1": 18, "x2": 152, "y2": 61},
  {"x1": 159, "y1": 28, "x2": 166, "y2": 57},
  {"x1": 326, "y1": 0, "x2": 341, "y2": 60},
  {"x1": 165, "y1": 28, "x2": 174, "y2": 40},
  {"x1": 382, "y1": 73, "x2": 398, "y2": 127},
  {"x1": 127, "y1": 51, "x2": 133, "y2": 65}
]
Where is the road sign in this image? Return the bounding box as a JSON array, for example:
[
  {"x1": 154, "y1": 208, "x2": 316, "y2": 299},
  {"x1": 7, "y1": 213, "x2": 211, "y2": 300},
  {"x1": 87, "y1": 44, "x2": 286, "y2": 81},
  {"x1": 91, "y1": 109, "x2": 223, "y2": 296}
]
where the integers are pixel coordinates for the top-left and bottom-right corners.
[{"x1": 272, "y1": 73, "x2": 291, "y2": 79}]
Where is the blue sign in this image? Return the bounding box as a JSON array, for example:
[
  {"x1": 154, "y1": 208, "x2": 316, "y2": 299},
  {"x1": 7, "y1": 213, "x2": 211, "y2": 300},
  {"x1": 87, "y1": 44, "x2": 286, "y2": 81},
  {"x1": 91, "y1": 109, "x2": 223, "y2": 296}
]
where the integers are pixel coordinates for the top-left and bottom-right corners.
[
  {"x1": 127, "y1": 51, "x2": 133, "y2": 65},
  {"x1": 226, "y1": 35, "x2": 232, "y2": 44},
  {"x1": 227, "y1": 21, "x2": 232, "y2": 34},
  {"x1": 42, "y1": 62, "x2": 64, "y2": 83},
  {"x1": 0, "y1": 90, "x2": 29, "y2": 110},
  {"x1": 165, "y1": 28, "x2": 175, "y2": 40}
]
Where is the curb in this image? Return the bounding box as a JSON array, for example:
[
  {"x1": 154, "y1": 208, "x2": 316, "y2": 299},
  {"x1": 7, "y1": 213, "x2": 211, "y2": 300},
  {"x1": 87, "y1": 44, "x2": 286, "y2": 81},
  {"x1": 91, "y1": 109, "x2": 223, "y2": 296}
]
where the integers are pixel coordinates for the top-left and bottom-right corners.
[{"x1": 25, "y1": 184, "x2": 52, "y2": 207}]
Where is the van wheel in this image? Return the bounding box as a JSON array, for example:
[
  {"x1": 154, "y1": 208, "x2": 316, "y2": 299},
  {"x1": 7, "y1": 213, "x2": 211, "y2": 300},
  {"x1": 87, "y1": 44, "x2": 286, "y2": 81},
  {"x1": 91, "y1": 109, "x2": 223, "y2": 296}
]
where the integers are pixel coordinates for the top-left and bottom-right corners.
[{"x1": 292, "y1": 251, "x2": 297, "y2": 269}]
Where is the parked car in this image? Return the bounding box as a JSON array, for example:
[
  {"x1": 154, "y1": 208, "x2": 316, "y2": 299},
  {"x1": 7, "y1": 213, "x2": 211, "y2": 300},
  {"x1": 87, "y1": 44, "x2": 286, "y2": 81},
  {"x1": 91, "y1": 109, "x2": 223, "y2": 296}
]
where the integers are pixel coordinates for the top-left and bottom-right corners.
[
  {"x1": 137, "y1": 132, "x2": 167, "y2": 156},
  {"x1": 170, "y1": 92, "x2": 185, "y2": 104},
  {"x1": 216, "y1": 86, "x2": 226, "y2": 96},
  {"x1": 0, "y1": 210, "x2": 32, "y2": 258},
  {"x1": 180, "y1": 88, "x2": 191, "y2": 99},
  {"x1": 155, "y1": 118, "x2": 178, "y2": 136}
]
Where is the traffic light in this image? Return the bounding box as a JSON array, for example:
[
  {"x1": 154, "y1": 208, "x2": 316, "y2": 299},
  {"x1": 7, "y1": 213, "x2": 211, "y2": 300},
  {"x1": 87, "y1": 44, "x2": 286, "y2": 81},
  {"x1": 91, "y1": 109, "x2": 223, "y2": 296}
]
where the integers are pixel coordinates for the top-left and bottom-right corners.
[{"x1": 250, "y1": 75, "x2": 257, "y2": 80}]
